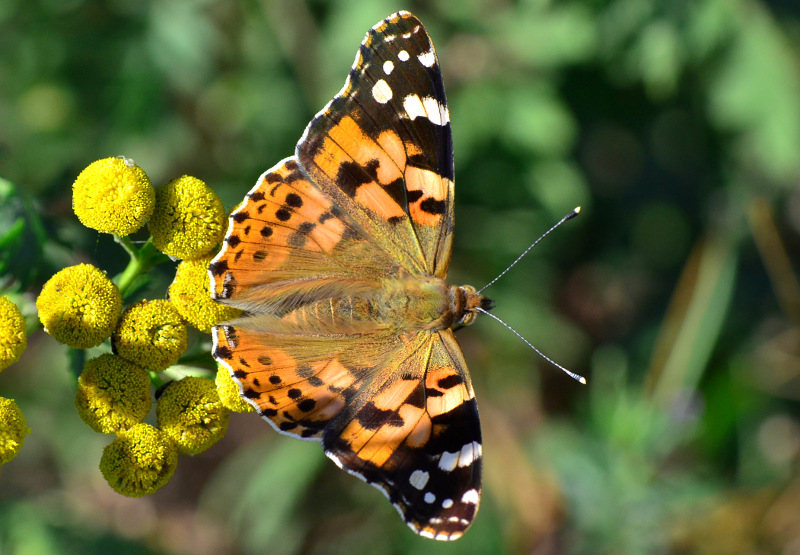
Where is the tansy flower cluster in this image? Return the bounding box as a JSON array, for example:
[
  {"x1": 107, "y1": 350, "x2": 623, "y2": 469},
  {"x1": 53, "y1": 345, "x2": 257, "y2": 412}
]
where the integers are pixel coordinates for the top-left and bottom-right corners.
[
  {"x1": 5, "y1": 156, "x2": 251, "y2": 494},
  {"x1": 0, "y1": 297, "x2": 30, "y2": 465}
]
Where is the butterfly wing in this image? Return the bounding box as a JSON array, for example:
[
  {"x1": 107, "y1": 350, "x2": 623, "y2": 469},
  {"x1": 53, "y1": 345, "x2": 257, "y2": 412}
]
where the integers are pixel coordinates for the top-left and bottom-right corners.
[
  {"x1": 324, "y1": 329, "x2": 481, "y2": 540},
  {"x1": 209, "y1": 156, "x2": 401, "y2": 315},
  {"x1": 212, "y1": 323, "x2": 398, "y2": 439},
  {"x1": 214, "y1": 317, "x2": 482, "y2": 539},
  {"x1": 297, "y1": 11, "x2": 454, "y2": 278}
]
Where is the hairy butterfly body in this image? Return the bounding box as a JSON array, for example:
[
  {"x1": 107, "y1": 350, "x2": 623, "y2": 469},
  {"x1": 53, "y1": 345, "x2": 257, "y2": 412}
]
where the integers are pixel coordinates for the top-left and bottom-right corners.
[{"x1": 210, "y1": 11, "x2": 490, "y2": 540}]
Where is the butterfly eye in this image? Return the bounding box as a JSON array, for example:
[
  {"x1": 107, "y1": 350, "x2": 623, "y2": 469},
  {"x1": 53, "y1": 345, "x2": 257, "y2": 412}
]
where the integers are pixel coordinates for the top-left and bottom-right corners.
[{"x1": 458, "y1": 311, "x2": 478, "y2": 326}]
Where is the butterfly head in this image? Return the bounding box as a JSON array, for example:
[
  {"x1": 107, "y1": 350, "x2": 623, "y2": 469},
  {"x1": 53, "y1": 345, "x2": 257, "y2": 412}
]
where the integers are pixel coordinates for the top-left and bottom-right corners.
[{"x1": 451, "y1": 285, "x2": 492, "y2": 327}]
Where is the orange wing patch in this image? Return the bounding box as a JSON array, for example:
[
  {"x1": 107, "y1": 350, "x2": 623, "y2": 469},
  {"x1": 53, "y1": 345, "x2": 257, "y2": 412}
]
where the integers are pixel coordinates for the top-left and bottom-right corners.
[
  {"x1": 313, "y1": 116, "x2": 406, "y2": 222},
  {"x1": 338, "y1": 377, "x2": 428, "y2": 467},
  {"x1": 214, "y1": 324, "x2": 366, "y2": 439},
  {"x1": 406, "y1": 168, "x2": 450, "y2": 227}
]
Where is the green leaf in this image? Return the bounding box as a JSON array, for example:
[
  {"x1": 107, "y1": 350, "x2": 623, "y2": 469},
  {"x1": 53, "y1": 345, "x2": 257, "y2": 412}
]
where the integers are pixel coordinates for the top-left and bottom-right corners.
[{"x1": 0, "y1": 178, "x2": 47, "y2": 289}]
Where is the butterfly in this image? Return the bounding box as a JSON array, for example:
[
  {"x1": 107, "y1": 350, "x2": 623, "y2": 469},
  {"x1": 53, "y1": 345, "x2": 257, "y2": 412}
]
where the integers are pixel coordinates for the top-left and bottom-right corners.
[{"x1": 209, "y1": 11, "x2": 492, "y2": 541}]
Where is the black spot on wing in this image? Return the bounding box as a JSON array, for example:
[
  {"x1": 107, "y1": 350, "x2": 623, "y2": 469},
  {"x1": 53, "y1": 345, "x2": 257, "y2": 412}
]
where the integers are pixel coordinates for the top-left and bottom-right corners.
[
  {"x1": 336, "y1": 160, "x2": 373, "y2": 197},
  {"x1": 297, "y1": 364, "x2": 315, "y2": 378},
  {"x1": 382, "y1": 177, "x2": 407, "y2": 209},
  {"x1": 243, "y1": 388, "x2": 259, "y2": 399},
  {"x1": 285, "y1": 192, "x2": 303, "y2": 208},
  {"x1": 437, "y1": 374, "x2": 462, "y2": 389},
  {"x1": 406, "y1": 189, "x2": 423, "y2": 204},
  {"x1": 297, "y1": 398, "x2": 317, "y2": 412},
  {"x1": 287, "y1": 388, "x2": 302, "y2": 399},
  {"x1": 209, "y1": 259, "x2": 228, "y2": 276},
  {"x1": 213, "y1": 345, "x2": 232, "y2": 360},
  {"x1": 420, "y1": 198, "x2": 446, "y2": 215},
  {"x1": 356, "y1": 401, "x2": 404, "y2": 429}
]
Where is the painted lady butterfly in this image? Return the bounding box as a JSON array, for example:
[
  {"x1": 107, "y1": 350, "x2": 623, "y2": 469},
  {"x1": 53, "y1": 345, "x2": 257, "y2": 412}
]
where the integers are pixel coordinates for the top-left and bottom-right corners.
[{"x1": 210, "y1": 11, "x2": 491, "y2": 540}]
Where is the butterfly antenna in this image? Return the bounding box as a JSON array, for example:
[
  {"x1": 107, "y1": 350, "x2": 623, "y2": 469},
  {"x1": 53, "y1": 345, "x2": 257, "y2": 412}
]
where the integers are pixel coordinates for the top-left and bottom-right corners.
[
  {"x1": 478, "y1": 207, "x2": 581, "y2": 294},
  {"x1": 476, "y1": 307, "x2": 586, "y2": 384}
]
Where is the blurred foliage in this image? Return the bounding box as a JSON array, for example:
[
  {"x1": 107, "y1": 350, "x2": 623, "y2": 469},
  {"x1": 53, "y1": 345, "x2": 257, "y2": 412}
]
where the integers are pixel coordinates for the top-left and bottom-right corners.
[{"x1": 2, "y1": 0, "x2": 800, "y2": 553}]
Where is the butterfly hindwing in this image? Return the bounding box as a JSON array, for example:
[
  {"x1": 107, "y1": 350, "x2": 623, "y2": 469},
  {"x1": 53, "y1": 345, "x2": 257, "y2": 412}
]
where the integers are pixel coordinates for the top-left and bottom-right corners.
[
  {"x1": 323, "y1": 329, "x2": 481, "y2": 540},
  {"x1": 213, "y1": 324, "x2": 400, "y2": 439},
  {"x1": 297, "y1": 11, "x2": 454, "y2": 278}
]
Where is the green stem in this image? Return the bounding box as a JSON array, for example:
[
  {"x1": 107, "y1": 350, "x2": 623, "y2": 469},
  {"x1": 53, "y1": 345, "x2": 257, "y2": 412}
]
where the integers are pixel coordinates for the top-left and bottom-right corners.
[
  {"x1": 113, "y1": 236, "x2": 168, "y2": 298},
  {"x1": 69, "y1": 348, "x2": 86, "y2": 383},
  {"x1": 149, "y1": 370, "x2": 167, "y2": 389}
]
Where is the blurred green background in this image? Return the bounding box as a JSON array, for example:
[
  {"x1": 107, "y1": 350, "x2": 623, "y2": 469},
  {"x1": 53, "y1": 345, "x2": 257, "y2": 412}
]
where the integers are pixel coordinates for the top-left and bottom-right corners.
[{"x1": 2, "y1": 0, "x2": 800, "y2": 553}]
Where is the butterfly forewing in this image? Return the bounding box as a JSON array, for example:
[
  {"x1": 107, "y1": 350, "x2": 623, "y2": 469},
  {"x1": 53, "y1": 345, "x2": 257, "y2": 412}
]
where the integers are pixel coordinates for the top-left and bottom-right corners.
[
  {"x1": 297, "y1": 11, "x2": 454, "y2": 277},
  {"x1": 209, "y1": 156, "x2": 400, "y2": 314}
]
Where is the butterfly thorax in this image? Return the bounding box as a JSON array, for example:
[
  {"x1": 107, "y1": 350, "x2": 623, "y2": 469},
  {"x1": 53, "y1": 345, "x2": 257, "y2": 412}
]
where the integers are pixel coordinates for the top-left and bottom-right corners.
[
  {"x1": 374, "y1": 277, "x2": 489, "y2": 332},
  {"x1": 279, "y1": 276, "x2": 490, "y2": 334}
]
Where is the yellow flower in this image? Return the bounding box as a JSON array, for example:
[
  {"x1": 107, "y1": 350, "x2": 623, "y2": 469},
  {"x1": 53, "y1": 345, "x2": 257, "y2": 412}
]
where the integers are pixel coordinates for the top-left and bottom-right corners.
[
  {"x1": 149, "y1": 176, "x2": 226, "y2": 260},
  {"x1": 0, "y1": 297, "x2": 27, "y2": 371},
  {"x1": 37, "y1": 264, "x2": 122, "y2": 348},
  {"x1": 0, "y1": 397, "x2": 31, "y2": 465},
  {"x1": 168, "y1": 255, "x2": 241, "y2": 333},
  {"x1": 112, "y1": 300, "x2": 187, "y2": 371},
  {"x1": 72, "y1": 156, "x2": 155, "y2": 236},
  {"x1": 99, "y1": 423, "x2": 178, "y2": 497},
  {"x1": 75, "y1": 354, "x2": 152, "y2": 434},
  {"x1": 215, "y1": 364, "x2": 254, "y2": 413},
  {"x1": 157, "y1": 377, "x2": 230, "y2": 455}
]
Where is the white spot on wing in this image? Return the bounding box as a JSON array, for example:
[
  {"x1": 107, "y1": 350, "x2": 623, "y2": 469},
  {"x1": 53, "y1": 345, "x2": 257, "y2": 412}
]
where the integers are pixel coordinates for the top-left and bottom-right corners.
[
  {"x1": 442, "y1": 498, "x2": 454, "y2": 509},
  {"x1": 403, "y1": 94, "x2": 426, "y2": 120},
  {"x1": 418, "y1": 50, "x2": 435, "y2": 67},
  {"x1": 372, "y1": 79, "x2": 393, "y2": 104},
  {"x1": 420, "y1": 530, "x2": 435, "y2": 539},
  {"x1": 409, "y1": 469, "x2": 430, "y2": 490},
  {"x1": 384, "y1": 34, "x2": 396, "y2": 43},
  {"x1": 402, "y1": 32, "x2": 411, "y2": 39},
  {"x1": 458, "y1": 441, "x2": 482, "y2": 467},
  {"x1": 398, "y1": 50, "x2": 410, "y2": 62},
  {"x1": 383, "y1": 60, "x2": 394, "y2": 75},
  {"x1": 424, "y1": 492, "x2": 436, "y2": 504},
  {"x1": 422, "y1": 96, "x2": 449, "y2": 125},
  {"x1": 461, "y1": 488, "x2": 479, "y2": 504},
  {"x1": 403, "y1": 94, "x2": 449, "y2": 126},
  {"x1": 438, "y1": 450, "x2": 459, "y2": 472}
]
